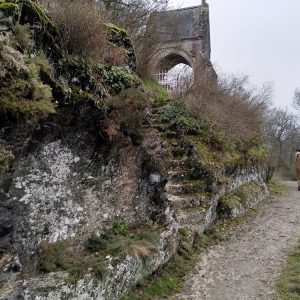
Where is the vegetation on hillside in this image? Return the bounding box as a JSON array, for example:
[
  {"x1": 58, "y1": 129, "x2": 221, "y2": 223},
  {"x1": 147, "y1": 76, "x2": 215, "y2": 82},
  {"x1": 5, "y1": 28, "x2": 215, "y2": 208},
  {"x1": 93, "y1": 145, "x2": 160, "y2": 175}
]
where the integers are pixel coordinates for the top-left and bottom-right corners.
[
  {"x1": 39, "y1": 222, "x2": 160, "y2": 285},
  {"x1": 0, "y1": 0, "x2": 285, "y2": 297}
]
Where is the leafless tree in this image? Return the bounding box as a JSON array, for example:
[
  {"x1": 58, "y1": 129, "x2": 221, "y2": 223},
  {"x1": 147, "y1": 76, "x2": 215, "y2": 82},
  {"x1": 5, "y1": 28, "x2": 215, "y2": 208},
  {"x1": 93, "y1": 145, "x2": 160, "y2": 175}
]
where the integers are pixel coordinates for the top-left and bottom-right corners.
[
  {"x1": 293, "y1": 88, "x2": 300, "y2": 110},
  {"x1": 265, "y1": 108, "x2": 300, "y2": 170}
]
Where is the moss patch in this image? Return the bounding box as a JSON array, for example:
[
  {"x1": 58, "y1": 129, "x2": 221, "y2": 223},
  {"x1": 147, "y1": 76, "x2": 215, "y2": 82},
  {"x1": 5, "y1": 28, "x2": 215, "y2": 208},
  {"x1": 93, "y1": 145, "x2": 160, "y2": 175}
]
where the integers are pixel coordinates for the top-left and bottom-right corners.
[
  {"x1": 143, "y1": 79, "x2": 170, "y2": 104},
  {"x1": 0, "y1": 2, "x2": 18, "y2": 17},
  {"x1": 217, "y1": 181, "x2": 263, "y2": 219},
  {"x1": 0, "y1": 63, "x2": 56, "y2": 120}
]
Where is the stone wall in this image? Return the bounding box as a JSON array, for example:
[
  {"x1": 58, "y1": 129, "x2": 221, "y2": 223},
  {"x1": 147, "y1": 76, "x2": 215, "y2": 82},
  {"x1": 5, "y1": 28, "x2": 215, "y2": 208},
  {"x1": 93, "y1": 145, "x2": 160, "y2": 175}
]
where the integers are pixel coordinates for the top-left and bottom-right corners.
[{"x1": 149, "y1": 2, "x2": 212, "y2": 73}]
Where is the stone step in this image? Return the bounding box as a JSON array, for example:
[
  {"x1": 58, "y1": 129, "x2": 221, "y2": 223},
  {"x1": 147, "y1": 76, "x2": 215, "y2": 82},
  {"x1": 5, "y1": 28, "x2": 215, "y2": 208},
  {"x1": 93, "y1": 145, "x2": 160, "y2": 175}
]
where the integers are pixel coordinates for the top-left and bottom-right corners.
[
  {"x1": 176, "y1": 209, "x2": 207, "y2": 231},
  {"x1": 167, "y1": 169, "x2": 200, "y2": 181},
  {"x1": 166, "y1": 180, "x2": 206, "y2": 195},
  {"x1": 168, "y1": 193, "x2": 210, "y2": 210}
]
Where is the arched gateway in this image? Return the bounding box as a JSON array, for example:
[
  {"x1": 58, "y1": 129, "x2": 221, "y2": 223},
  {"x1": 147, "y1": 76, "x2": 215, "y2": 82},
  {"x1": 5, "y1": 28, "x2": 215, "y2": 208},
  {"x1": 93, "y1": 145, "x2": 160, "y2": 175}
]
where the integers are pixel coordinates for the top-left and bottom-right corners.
[{"x1": 149, "y1": 0, "x2": 215, "y2": 90}]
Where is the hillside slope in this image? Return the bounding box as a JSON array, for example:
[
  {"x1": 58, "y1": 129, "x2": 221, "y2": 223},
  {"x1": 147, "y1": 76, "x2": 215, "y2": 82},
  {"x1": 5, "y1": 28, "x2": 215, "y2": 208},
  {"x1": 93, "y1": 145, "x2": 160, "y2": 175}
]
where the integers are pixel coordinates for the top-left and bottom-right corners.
[{"x1": 0, "y1": 1, "x2": 268, "y2": 299}]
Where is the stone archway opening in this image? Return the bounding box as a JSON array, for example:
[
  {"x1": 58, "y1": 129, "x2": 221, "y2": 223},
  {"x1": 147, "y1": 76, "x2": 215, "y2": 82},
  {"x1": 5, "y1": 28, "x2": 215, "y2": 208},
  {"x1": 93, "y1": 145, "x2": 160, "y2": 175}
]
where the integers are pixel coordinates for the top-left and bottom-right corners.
[{"x1": 154, "y1": 53, "x2": 194, "y2": 93}]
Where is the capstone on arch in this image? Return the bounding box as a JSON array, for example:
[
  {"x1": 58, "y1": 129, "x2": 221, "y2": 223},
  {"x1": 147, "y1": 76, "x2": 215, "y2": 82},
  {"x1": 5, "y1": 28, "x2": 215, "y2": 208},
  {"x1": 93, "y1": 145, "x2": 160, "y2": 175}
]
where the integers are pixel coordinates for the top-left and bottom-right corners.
[{"x1": 148, "y1": 0, "x2": 215, "y2": 80}]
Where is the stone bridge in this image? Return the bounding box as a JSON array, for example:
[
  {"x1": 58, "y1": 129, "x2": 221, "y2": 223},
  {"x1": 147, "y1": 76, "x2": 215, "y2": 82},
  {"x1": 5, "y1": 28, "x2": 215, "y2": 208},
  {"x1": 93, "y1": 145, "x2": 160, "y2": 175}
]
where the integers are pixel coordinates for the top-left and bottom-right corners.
[{"x1": 149, "y1": 0, "x2": 214, "y2": 79}]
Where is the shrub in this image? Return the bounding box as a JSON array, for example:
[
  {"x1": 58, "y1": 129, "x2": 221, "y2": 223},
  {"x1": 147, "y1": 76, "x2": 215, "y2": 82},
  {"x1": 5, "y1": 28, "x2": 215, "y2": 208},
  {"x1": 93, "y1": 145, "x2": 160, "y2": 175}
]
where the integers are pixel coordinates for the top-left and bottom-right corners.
[
  {"x1": 41, "y1": 0, "x2": 108, "y2": 64},
  {"x1": 0, "y1": 34, "x2": 28, "y2": 85},
  {"x1": 182, "y1": 71, "x2": 272, "y2": 148},
  {"x1": 12, "y1": 24, "x2": 34, "y2": 53},
  {"x1": 108, "y1": 87, "x2": 150, "y2": 145}
]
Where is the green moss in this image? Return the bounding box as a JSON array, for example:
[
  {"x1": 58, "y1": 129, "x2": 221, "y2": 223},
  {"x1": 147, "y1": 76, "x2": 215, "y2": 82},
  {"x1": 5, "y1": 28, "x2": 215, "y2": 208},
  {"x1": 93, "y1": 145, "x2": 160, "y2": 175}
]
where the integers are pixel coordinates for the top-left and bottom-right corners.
[
  {"x1": 143, "y1": 79, "x2": 170, "y2": 104},
  {"x1": 218, "y1": 194, "x2": 241, "y2": 211},
  {"x1": 217, "y1": 181, "x2": 262, "y2": 218},
  {"x1": 0, "y1": 146, "x2": 14, "y2": 171},
  {"x1": 0, "y1": 79, "x2": 56, "y2": 119},
  {"x1": 277, "y1": 240, "x2": 300, "y2": 300},
  {"x1": 106, "y1": 23, "x2": 127, "y2": 35},
  {"x1": 0, "y1": 2, "x2": 18, "y2": 17},
  {"x1": 178, "y1": 227, "x2": 189, "y2": 237},
  {"x1": 0, "y1": 53, "x2": 56, "y2": 119}
]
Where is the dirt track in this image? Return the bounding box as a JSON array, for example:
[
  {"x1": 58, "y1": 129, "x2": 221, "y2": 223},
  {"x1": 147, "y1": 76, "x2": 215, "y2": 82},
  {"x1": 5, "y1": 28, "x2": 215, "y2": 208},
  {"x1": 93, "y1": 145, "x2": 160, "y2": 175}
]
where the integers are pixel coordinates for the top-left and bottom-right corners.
[{"x1": 173, "y1": 181, "x2": 300, "y2": 300}]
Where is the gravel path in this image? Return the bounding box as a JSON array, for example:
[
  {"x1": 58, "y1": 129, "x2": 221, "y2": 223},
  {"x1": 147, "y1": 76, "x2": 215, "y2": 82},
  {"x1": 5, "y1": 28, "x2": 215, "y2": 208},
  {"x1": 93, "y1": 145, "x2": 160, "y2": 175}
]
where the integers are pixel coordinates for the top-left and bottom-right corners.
[{"x1": 173, "y1": 181, "x2": 300, "y2": 300}]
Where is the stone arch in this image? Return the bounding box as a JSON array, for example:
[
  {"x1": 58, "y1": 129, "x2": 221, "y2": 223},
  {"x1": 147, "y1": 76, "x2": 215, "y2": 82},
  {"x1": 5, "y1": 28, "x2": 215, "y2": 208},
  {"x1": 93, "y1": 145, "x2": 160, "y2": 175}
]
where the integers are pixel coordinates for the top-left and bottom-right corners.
[
  {"x1": 152, "y1": 48, "x2": 194, "y2": 73},
  {"x1": 148, "y1": 2, "x2": 213, "y2": 78}
]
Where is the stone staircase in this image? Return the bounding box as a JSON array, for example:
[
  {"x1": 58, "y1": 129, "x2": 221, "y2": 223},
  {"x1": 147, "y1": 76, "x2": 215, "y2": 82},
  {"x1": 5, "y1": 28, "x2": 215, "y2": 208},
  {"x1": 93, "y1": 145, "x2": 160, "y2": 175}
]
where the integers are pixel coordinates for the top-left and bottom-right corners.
[{"x1": 164, "y1": 142, "x2": 212, "y2": 233}]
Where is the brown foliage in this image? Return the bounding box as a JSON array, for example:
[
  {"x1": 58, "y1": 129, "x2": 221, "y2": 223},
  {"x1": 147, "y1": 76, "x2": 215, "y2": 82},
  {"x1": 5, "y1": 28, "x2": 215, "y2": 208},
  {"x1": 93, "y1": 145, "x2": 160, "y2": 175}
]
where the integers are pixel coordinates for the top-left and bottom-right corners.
[
  {"x1": 41, "y1": 0, "x2": 108, "y2": 64},
  {"x1": 181, "y1": 69, "x2": 272, "y2": 145},
  {"x1": 99, "y1": 0, "x2": 171, "y2": 76}
]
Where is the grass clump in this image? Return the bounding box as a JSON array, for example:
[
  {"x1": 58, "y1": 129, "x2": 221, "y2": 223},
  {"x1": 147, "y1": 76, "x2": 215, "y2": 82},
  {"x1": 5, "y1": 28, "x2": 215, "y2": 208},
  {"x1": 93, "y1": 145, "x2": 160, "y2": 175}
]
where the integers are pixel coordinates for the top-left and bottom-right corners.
[
  {"x1": 0, "y1": 146, "x2": 14, "y2": 171},
  {"x1": 0, "y1": 77, "x2": 55, "y2": 120},
  {"x1": 39, "y1": 240, "x2": 106, "y2": 285},
  {"x1": 277, "y1": 241, "x2": 300, "y2": 300},
  {"x1": 267, "y1": 180, "x2": 287, "y2": 195},
  {"x1": 39, "y1": 223, "x2": 160, "y2": 284},
  {"x1": 85, "y1": 222, "x2": 160, "y2": 259}
]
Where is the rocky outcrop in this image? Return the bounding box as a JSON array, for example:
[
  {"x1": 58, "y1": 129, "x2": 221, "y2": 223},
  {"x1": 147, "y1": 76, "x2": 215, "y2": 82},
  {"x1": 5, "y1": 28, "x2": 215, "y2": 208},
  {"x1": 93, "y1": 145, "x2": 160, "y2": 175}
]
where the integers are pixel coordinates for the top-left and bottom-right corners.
[
  {"x1": 0, "y1": 104, "x2": 177, "y2": 299},
  {"x1": 217, "y1": 180, "x2": 268, "y2": 220}
]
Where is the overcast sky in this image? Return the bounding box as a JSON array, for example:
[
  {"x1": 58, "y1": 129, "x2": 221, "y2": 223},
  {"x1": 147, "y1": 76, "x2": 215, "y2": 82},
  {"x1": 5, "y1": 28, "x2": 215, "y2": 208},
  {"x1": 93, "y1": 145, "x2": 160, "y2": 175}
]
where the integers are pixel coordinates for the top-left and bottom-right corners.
[{"x1": 170, "y1": 0, "x2": 300, "y2": 109}]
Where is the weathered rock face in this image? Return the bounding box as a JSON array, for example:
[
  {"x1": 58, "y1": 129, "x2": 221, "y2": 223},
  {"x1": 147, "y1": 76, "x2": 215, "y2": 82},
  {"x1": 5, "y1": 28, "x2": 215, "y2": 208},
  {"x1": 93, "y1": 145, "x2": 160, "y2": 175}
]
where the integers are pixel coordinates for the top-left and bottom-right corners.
[
  {"x1": 0, "y1": 103, "x2": 177, "y2": 299},
  {"x1": 0, "y1": 104, "x2": 269, "y2": 299},
  {"x1": 217, "y1": 179, "x2": 268, "y2": 220}
]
